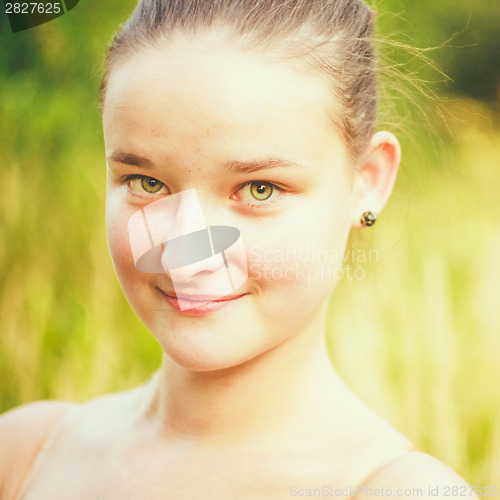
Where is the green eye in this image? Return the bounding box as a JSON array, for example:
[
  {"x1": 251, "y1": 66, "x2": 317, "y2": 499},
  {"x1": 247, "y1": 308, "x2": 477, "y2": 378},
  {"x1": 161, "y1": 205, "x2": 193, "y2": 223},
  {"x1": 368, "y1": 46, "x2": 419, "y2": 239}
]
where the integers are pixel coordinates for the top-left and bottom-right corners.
[
  {"x1": 141, "y1": 176, "x2": 163, "y2": 193},
  {"x1": 250, "y1": 181, "x2": 273, "y2": 201}
]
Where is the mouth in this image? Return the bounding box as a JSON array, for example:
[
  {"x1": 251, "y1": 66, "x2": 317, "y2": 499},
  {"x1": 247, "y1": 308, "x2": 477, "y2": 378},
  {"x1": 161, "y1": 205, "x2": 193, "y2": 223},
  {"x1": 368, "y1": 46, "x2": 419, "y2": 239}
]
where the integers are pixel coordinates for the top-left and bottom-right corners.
[{"x1": 159, "y1": 289, "x2": 248, "y2": 315}]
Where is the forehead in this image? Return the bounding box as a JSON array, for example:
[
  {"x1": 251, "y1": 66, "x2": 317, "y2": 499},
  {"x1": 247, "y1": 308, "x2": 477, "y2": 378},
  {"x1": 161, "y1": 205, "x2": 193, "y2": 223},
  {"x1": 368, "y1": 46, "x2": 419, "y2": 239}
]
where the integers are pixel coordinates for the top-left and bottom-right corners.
[{"x1": 102, "y1": 39, "x2": 345, "y2": 168}]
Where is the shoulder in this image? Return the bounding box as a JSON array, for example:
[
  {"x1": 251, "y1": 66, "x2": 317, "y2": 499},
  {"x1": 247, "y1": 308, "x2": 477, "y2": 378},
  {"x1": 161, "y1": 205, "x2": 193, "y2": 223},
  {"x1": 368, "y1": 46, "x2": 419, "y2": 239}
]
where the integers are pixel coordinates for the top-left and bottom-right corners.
[
  {"x1": 0, "y1": 400, "x2": 78, "y2": 499},
  {"x1": 357, "y1": 451, "x2": 479, "y2": 500}
]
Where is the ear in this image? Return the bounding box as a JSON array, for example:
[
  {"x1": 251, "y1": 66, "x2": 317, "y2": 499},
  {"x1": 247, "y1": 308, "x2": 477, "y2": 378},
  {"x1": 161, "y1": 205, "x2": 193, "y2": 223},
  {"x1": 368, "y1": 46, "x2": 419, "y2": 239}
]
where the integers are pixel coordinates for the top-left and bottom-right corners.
[{"x1": 351, "y1": 131, "x2": 401, "y2": 228}]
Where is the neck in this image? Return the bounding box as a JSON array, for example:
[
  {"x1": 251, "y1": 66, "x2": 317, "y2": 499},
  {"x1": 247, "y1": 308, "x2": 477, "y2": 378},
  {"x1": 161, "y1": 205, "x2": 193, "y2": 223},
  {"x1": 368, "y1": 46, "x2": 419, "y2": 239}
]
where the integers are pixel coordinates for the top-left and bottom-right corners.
[{"x1": 139, "y1": 305, "x2": 350, "y2": 448}]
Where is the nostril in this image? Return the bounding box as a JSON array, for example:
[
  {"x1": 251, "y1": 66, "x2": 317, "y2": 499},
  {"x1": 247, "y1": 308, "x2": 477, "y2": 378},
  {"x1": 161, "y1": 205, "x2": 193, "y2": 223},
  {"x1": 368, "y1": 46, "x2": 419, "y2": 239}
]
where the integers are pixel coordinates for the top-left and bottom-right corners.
[{"x1": 166, "y1": 253, "x2": 226, "y2": 283}]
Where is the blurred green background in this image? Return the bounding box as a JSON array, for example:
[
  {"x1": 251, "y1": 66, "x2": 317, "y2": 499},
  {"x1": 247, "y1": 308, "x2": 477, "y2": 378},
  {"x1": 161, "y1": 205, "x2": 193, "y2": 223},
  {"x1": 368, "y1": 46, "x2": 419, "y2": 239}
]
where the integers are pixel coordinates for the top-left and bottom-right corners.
[{"x1": 1, "y1": 0, "x2": 499, "y2": 486}]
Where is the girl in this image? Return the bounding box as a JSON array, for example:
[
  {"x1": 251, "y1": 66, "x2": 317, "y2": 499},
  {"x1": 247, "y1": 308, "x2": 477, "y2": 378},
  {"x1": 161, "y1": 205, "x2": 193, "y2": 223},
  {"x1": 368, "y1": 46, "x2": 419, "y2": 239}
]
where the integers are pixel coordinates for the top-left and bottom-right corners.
[{"x1": 0, "y1": 0, "x2": 475, "y2": 498}]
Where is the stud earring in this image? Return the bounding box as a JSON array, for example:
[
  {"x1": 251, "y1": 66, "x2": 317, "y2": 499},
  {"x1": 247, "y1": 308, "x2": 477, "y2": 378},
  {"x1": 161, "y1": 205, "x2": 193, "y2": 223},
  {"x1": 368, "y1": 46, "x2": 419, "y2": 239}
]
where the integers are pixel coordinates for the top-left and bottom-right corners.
[{"x1": 360, "y1": 211, "x2": 377, "y2": 227}]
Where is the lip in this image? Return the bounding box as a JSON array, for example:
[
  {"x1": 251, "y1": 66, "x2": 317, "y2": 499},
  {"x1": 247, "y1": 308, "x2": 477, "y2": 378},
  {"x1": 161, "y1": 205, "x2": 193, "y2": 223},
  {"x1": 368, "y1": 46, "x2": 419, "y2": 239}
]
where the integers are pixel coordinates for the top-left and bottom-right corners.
[{"x1": 159, "y1": 289, "x2": 248, "y2": 315}]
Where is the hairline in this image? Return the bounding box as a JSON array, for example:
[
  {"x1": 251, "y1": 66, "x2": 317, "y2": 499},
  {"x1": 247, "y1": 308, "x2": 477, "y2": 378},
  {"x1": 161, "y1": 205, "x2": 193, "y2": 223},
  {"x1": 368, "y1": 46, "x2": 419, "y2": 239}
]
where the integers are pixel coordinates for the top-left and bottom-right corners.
[{"x1": 99, "y1": 26, "x2": 362, "y2": 182}]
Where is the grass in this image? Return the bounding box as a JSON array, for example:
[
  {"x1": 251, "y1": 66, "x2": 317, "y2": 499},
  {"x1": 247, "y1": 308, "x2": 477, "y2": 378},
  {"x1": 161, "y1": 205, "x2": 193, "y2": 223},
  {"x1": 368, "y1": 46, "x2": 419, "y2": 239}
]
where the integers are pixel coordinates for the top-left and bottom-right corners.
[{"x1": 327, "y1": 99, "x2": 500, "y2": 484}]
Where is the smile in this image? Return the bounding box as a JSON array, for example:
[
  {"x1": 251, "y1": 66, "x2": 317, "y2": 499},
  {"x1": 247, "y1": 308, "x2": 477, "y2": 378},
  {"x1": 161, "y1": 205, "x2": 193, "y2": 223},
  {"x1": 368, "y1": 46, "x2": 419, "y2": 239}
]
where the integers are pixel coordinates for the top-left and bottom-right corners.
[{"x1": 160, "y1": 289, "x2": 248, "y2": 315}]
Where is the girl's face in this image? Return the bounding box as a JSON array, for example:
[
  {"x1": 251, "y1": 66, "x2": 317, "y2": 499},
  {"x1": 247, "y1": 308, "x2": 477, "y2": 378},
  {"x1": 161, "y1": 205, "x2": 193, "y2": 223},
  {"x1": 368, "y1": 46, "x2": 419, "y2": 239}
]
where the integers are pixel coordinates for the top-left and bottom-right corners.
[{"x1": 103, "y1": 40, "x2": 359, "y2": 372}]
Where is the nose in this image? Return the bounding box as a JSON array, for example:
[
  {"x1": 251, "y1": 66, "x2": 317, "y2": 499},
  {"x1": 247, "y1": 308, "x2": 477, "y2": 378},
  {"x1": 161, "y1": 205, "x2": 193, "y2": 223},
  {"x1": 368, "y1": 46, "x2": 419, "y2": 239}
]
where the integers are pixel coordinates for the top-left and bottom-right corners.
[
  {"x1": 127, "y1": 188, "x2": 248, "y2": 294},
  {"x1": 161, "y1": 225, "x2": 247, "y2": 305},
  {"x1": 160, "y1": 227, "x2": 226, "y2": 283},
  {"x1": 148, "y1": 188, "x2": 208, "y2": 243},
  {"x1": 128, "y1": 188, "x2": 207, "y2": 273}
]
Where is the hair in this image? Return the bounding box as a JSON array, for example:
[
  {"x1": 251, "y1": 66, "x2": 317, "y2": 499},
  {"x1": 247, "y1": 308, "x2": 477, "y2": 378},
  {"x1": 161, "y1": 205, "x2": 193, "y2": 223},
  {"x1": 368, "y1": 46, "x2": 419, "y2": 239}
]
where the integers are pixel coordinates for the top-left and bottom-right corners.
[{"x1": 99, "y1": 0, "x2": 378, "y2": 166}]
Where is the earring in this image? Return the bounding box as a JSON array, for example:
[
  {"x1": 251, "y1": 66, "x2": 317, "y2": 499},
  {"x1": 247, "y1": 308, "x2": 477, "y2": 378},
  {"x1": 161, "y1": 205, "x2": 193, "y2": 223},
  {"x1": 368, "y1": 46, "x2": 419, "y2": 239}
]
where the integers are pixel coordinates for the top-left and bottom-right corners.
[{"x1": 360, "y1": 211, "x2": 377, "y2": 227}]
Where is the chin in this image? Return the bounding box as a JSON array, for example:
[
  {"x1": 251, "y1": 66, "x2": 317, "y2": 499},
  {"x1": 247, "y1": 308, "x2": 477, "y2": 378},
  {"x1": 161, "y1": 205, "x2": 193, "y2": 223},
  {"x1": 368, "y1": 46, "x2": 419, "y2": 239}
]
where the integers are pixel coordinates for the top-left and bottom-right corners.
[
  {"x1": 162, "y1": 345, "x2": 254, "y2": 373},
  {"x1": 153, "y1": 321, "x2": 274, "y2": 374}
]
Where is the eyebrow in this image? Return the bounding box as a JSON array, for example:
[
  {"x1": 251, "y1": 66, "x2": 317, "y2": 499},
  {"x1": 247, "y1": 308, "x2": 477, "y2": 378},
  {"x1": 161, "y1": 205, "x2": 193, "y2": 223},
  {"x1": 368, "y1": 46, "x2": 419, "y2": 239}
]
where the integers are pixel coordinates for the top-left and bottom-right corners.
[
  {"x1": 107, "y1": 152, "x2": 305, "y2": 173},
  {"x1": 106, "y1": 152, "x2": 154, "y2": 168},
  {"x1": 224, "y1": 158, "x2": 306, "y2": 173}
]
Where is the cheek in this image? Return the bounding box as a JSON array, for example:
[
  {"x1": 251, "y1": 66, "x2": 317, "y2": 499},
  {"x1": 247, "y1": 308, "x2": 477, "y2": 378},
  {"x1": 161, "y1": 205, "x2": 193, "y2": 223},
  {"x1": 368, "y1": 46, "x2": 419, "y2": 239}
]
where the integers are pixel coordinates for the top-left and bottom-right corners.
[
  {"x1": 105, "y1": 197, "x2": 141, "y2": 285},
  {"x1": 247, "y1": 236, "x2": 348, "y2": 294},
  {"x1": 105, "y1": 200, "x2": 162, "y2": 332},
  {"x1": 245, "y1": 193, "x2": 353, "y2": 299}
]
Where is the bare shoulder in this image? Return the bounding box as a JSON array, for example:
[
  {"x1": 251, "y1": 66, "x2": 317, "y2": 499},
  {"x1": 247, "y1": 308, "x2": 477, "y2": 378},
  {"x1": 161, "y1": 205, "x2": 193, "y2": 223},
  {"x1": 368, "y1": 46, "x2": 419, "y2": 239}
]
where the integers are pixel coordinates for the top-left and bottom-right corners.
[
  {"x1": 0, "y1": 400, "x2": 79, "y2": 498},
  {"x1": 0, "y1": 382, "x2": 152, "y2": 498},
  {"x1": 358, "y1": 451, "x2": 479, "y2": 500}
]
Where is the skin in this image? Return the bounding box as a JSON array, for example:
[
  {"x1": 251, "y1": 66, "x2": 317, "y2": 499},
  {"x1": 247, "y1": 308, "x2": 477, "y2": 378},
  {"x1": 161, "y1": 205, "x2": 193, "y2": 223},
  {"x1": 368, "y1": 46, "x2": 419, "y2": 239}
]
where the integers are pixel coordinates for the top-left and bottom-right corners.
[
  {"x1": 102, "y1": 37, "x2": 401, "y2": 448},
  {"x1": 0, "y1": 35, "x2": 474, "y2": 500}
]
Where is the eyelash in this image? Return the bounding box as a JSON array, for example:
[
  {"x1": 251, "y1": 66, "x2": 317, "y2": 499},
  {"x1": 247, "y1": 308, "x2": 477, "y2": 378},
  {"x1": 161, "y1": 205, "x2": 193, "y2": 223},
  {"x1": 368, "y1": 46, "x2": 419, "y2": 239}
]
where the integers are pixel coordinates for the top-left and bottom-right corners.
[
  {"x1": 122, "y1": 174, "x2": 285, "y2": 208},
  {"x1": 123, "y1": 174, "x2": 169, "y2": 199},
  {"x1": 235, "y1": 181, "x2": 284, "y2": 209}
]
